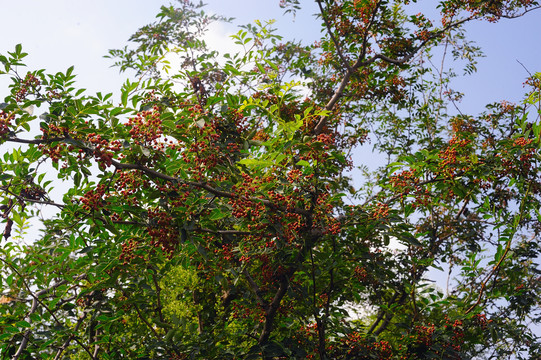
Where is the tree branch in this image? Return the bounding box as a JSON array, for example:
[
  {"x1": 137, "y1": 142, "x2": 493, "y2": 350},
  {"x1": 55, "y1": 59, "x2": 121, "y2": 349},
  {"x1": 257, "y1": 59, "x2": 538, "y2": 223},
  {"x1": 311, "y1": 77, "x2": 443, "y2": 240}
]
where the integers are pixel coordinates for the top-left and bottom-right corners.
[
  {"x1": 258, "y1": 275, "x2": 289, "y2": 346},
  {"x1": 243, "y1": 269, "x2": 269, "y2": 308},
  {"x1": 316, "y1": 0, "x2": 352, "y2": 71},
  {"x1": 373, "y1": 291, "x2": 408, "y2": 336},
  {"x1": 111, "y1": 159, "x2": 311, "y2": 216},
  {"x1": 465, "y1": 184, "x2": 531, "y2": 314},
  {"x1": 53, "y1": 314, "x2": 87, "y2": 360},
  {"x1": 4, "y1": 268, "x2": 88, "y2": 359},
  {"x1": 313, "y1": 15, "x2": 473, "y2": 134}
]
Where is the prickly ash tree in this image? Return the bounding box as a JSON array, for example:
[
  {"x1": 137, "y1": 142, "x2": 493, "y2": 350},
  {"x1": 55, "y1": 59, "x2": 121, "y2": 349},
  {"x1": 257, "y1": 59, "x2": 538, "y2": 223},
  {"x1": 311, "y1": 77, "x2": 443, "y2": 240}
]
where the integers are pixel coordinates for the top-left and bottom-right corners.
[{"x1": 1, "y1": 0, "x2": 541, "y2": 359}]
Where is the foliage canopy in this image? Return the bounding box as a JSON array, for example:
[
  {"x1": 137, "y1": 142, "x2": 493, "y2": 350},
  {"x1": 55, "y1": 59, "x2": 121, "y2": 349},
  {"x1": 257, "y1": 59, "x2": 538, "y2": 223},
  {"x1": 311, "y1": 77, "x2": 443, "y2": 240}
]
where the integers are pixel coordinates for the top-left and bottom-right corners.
[{"x1": 1, "y1": 0, "x2": 541, "y2": 359}]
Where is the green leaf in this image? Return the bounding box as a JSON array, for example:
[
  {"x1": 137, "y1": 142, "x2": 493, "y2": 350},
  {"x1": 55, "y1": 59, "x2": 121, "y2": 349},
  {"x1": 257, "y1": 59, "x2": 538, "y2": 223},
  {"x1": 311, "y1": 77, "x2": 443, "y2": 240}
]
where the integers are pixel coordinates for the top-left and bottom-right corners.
[
  {"x1": 295, "y1": 160, "x2": 310, "y2": 167},
  {"x1": 6, "y1": 273, "x2": 14, "y2": 287},
  {"x1": 0, "y1": 333, "x2": 13, "y2": 340},
  {"x1": 121, "y1": 90, "x2": 129, "y2": 107},
  {"x1": 210, "y1": 208, "x2": 227, "y2": 220},
  {"x1": 237, "y1": 158, "x2": 274, "y2": 167},
  {"x1": 16, "y1": 320, "x2": 31, "y2": 328}
]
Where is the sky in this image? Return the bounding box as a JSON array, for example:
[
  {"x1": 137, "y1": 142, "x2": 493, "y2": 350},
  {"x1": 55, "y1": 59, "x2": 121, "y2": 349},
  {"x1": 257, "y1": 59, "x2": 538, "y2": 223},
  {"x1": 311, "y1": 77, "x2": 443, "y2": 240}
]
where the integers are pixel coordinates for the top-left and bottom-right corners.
[{"x1": 0, "y1": 0, "x2": 320, "y2": 97}]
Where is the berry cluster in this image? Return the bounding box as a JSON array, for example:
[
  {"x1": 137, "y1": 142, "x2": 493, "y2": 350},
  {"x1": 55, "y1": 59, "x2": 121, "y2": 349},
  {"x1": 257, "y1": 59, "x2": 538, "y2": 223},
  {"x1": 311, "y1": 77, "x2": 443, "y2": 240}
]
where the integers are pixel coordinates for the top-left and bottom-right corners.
[
  {"x1": 80, "y1": 185, "x2": 107, "y2": 212},
  {"x1": 0, "y1": 110, "x2": 13, "y2": 138},
  {"x1": 38, "y1": 124, "x2": 73, "y2": 163},
  {"x1": 229, "y1": 173, "x2": 266, "y2": 220},
  {"x1": 441, "y1": 0, "x2": 537, "y2": 22},
  {"x1": 39, "y1": 143, "x2": 64, "y2": 163},
  {"x1": 513, "y1": 136, "x2": 535, "y2": 164},
  {"x1": 119, "y1": 238, "x2": 145, "y2": 264},
  {"x1": 113, "y1": 170, "x2": 149, "y2": 205},
  {"x1": 473, "y1": 313, "x2": 491, "y2": 329},
  {"x1": 126, "y1": 106, "x2": 164, "y2": 147},
  {"x1": 389, "y1": 169, "x2": 419, "y2": 194},
  {"x1": 438, "y1": 136, "x2": 472, "y2": 177},
  {"x1": 395, "y1": 317, "x2": 465, "y2": 357},
  {"x1": 353, "y1": 265, "x2": 369, "y2": 283},
  {"x1": 14, "y1": 72, "x2": 40, "y2": 102},
  {"x1": 450, "y1": 115, "x2": 478, "y2": 134},
  {"x1": 372, "y1": 202, "x2": 390, "y2": 219},
  {"x1": 86, "y1": 132, "x2": 122, "y2": 168},
  {"x1": 147, "y1": 208, "x2": 179, "y2": 257},
  {"x1": 327, "y1": 331, "x2": 393, "y2": 359},
  {"x1": 493, "y1": 136, "x2": 537, "y2": 177},
  {"x1": 178, "y1": 110, "x2": 246, "y2": 181},
  {"x1": 20, "y1": 186, "x2": 47, "y2": 201},
  {"x1": 229, "y1": 301, "x2": 265, "y2": 323}
]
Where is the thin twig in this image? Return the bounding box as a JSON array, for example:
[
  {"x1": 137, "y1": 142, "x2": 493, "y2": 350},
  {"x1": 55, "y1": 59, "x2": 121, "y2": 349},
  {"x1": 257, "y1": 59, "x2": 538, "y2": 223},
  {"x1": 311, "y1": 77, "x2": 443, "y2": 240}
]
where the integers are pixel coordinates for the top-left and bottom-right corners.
[
  {"x1": 53, "y1": 314, "x2": 87, "y2": 360},
  {"x1": 465, "y1": 183, "x2": 531, "y2": 314}
]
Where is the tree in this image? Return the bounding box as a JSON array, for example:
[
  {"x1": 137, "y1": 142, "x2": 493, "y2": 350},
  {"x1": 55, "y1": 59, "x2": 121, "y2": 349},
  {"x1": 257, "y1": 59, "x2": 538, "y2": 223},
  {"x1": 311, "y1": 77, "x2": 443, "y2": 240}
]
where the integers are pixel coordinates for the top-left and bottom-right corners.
[{"x1": 1, "y1": 0, "x2": 541, "y2": 358}]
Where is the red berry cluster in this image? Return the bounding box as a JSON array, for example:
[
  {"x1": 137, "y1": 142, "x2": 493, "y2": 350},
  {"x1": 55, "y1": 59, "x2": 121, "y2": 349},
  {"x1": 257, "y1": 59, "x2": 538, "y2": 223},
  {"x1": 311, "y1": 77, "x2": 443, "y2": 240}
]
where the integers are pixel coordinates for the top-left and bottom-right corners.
[
  {"x1": 219, "y1": 243, "x2": 233, "y2": 261},
  {"x1": 40, "y1": 123, "x2": 69, "y2": 139},
  {"x1": 438, "y1": 136, "x2": 472, "y2": 177},
  {"x1": 252, "y1": 129, "x2": 269, "y2": 141},
  {"x1": 315, "y1": 133, "x2": 335, "y2": 148},
  {"x1": 348, "y1": 64, "x2": 407, "y2": 103},
  {"x1": 328, "y1": 330, "x2": 393, "y2": 359},
  {"x1": 443, "y1": 318, "x2": 464, "y2": 353},
  {"x1": 229, "y1": 301, "x2": 265, "y2": 323},
  {"x1": 299, "y1": 137, "x2": 332, "y2": 164},
  {"x1": 147, "y1": 208, "x2": 179, "y2": 257},
  {"x1": 119, "y1": 238, "x2": 145, "y2": 264},
  {"x1": 442, "y1": 0, "x2": 537, "y2": 22},
  {"x1": 389, "y1": 169, "x2": 432, "y2": 206},
  {"x1": 286, "y1": 168, "x2": 303, "y2": 182},
  {"x1": 229, "y1": 173, "x2": 266, "y2": 220},
  {"x1": 387, "y1": 168, "x2": 419, "y2": 193},
  {"x1": 86, "y1": 132, "x2": 122, "y2": 168},
  {"x1": 179, "y1": 111, "x2": 246, "y2": 181},
  {"x1": 0, "y1": 110, "x2": 14, "y2": 138},
  {"x1": 474, "y1": 313, "x2": 491, "y2": 329},
  {"x1": 312, "y1": 191, "x2": 342, "y2": 235},
  {"x1": 513, "y1": 136, "x2": 535, "y2": 164},
  {"x1": 113, "y1": 170, "x2": 151, "y2": 205},
  {"x1": 450, "y1": 116, "x2": 478, "y2": 134},
  {"x1": 412, "y1": 323, "x2": 436, "y2": 348},
  {"x1": 354, "y1": 265, "x2": 369, "y2": 282},
  {"x1": 372, "y1": 202, "x2": 389, "y2": 219},
  {"x1": 19, "y1": 186, "x2": 46, "y2": 201},
  {"x1": 325, "y1": 219, "x2": 341, "y2": 235},
  {"x1": 46, "y1": 88, "x2": 62, "y2": 100},
  {"x1": 183, "y1": 136, "x2": 220, "y2": 180},
  {"x1": 39, "y1": 143, "x2": 64, "y2": 164},
  {"x1": 38, "y1": 124, "x2": 74, "y2": 163},
  {"x1": 80, "y1": 184, "x2": 107, "y2": 212},
  {"x1": 396, "y1": 317, "x2": 465, "y2": 357},
  {"x1": 494, "y1": 136, "x2": 537, "y2": 177},
  {"x1": 126, "y1": 106, "x2": 163, "y2": 147},
  {"x1": 14, "y1": 72, "x2": 40, "y2": 102}
]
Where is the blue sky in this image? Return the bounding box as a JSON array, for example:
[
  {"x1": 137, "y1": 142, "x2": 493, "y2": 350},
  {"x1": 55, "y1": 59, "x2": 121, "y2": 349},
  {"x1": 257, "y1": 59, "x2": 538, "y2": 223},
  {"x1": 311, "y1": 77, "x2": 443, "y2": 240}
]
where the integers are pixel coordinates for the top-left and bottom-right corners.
[{"x1": 0, "y1": 0, "x2": 320, "y2": 96}]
